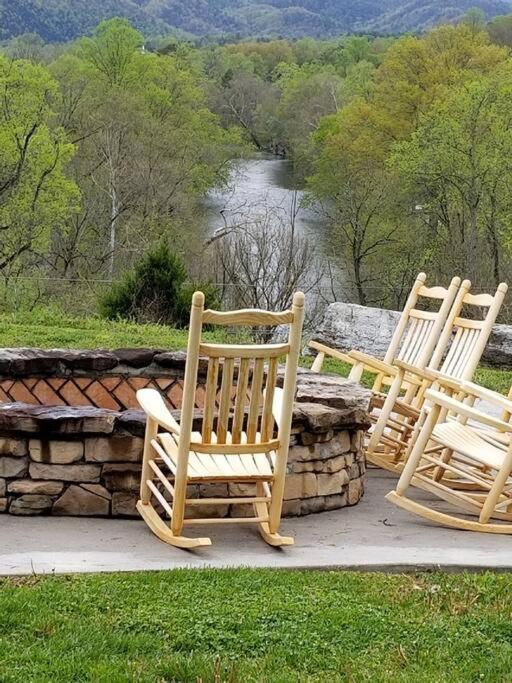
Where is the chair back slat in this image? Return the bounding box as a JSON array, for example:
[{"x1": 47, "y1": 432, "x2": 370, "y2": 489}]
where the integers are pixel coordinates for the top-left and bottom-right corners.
[
  {"x1": 397, "y1": 318, "x2": 422, "y2": 364},
  {"x1": 217, "y1": 357, "x2": 234, "y2": 444},
  {"x1": 399, "y1": 318, "x2": 435, "y2": 366},
  {"x1": 261, "y1": 357, "x2": 279, "y2": 442},
  {"x1": 232, "y1": 358, "x2": 250, "y2": 444},
  {"x1": 202, "y1": 357, "x2": 219, "y2": 444},
  {"x1": 417, "y1": 285, "x2": 454, "y2": 299},
  {"x1": 247, "y1": 358, "x2": 265, "y2": 442}
]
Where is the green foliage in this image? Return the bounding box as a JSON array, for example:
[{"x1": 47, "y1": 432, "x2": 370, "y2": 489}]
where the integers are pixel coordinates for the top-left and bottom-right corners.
[
  {"x1": 488, "y1": 13, "x2": 512, "y2": 45},
  {"x1": 2, "y1": 14, "x2": 512, "y2": 316},
  {"x1": 0, "y1": 54, "x2": 79, "y2": 276},
  {"x1": 100, "y1": 243, "x2": 219, "y2": 326},
  {"x1": 1, "y1": 569, "x2": 512, "y2": 680},
  {"x1": 389, "y1": 71, "x2": 512, "y2": 283},
  {"x1": 307, "y1": 22, "x2": 512, "y2": 305},
  {"x1": 78, "y1": 18, "x2": 143, "y2": 86}
]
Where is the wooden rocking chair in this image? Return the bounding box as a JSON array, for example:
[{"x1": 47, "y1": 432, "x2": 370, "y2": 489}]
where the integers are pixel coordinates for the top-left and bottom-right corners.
[
  {"x1": 136, "y1": 291, "x2": 305, "y2": 549},
  {"x1": 386, "y1": 384, "x2": 512, "y2": 534},
  {"x1": 367, "y1": 281, "x2": 508, "y2": 473},
  {"x1": 309, "y1": 274, "x2": 460, "y2": 391}
]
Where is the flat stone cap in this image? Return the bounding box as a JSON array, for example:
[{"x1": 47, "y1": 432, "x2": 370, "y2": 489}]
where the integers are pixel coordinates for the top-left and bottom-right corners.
[{"x1": 0, "y1": 349, "x2": 372, "y2": 435}]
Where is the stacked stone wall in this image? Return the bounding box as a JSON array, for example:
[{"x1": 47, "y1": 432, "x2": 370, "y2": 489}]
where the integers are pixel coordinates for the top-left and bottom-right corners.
[{"x1": 0, "y1": 350, "x2": 371, "y2": 518}]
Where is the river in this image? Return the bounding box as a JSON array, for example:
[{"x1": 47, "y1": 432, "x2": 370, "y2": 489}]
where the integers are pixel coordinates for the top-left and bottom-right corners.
[{"x1": 204, "y1": 153, "x2": 329, "y2": 244}]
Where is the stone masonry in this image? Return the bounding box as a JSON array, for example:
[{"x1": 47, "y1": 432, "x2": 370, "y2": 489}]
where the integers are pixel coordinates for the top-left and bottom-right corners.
[{"x1": 0, "y1": 350, "x2": 371, "y2": 519}]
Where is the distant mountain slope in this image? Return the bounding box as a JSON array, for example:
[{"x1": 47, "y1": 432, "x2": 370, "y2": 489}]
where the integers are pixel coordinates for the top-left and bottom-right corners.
[
  {"x1": 363, "y1": 0, "x2": 512, "y2": 33},
  {"x1": 0, "y1": 0, "x2": 169, "y2": 42},
  {"x1": 1, "y1": 0, "x2": 511, "y2": 42}
]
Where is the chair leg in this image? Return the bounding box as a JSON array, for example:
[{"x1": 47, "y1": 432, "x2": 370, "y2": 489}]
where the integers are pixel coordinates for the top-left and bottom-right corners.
[
  {"x1": 254, "y1": 483, "x2": 293, "y2": 547},
  {"x1": 479, "y1": 452, "x2": 512, "y2": 524},
  {"x1": 367, "y1": 372, "x2": 403, "y2": 457},
  {"x1": 137, "y1": 501, "x2": 211, "y2": 548},
  {"x1": 395, "y1": 403, "x2": 441, "y2": 496},
  {"x1": 310, "y1": 351, "x2": 324, "y2": 373}
]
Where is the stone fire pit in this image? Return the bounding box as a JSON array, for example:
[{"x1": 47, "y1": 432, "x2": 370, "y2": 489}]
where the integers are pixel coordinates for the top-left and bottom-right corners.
[{"x1": 0, "y1": 349, "x2": 371, "y2": 518}]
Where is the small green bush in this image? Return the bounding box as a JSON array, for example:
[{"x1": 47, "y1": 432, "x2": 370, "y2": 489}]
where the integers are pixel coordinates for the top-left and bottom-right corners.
[{"x1": 99, "y1": 244, "x2": 219, "y2": 326}]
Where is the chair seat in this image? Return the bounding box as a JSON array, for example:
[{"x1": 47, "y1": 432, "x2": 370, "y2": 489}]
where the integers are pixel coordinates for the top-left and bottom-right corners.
[
  {"x1": 432, "y1": 421, "x2": 507, "y2": 470},
  {"x1": 157, "y1": 432, "x2": 275, "y2": 482}
]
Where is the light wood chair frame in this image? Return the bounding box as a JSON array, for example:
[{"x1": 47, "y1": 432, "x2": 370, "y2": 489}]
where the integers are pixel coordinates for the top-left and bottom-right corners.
[
  {"x1": 136, "y1": 291, "x2": 305, "y2": 549},
  {"x1": 309, "y1": 273, "x2": 461, "y2": 392},
  {"x1": 367, "y1": 281, "x2": 508, "y2": 473},
  {"x1": 386, "y1": 383, "x2": 512, "y2": 534}
]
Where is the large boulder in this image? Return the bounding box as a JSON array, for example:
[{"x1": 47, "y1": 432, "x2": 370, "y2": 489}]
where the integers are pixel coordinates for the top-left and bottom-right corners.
[{"x1": 310, "y1": 301, "x2": 512, "y2": 370}]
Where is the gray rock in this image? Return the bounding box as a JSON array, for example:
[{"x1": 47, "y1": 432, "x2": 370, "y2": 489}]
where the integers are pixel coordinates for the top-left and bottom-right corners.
[
  {"x1": 310, "y1": 302, "x2": 400, "y2": 360},
  {"x1": 295, "y1": 374, "x2": 372, "y2": 411},
  {"x1": 116, "y1": 410, "x2": 146, "y2": 437},
  {"x1": 483, "y1": 324, "x2": 512, "y2": 369},
  {"x1": 81, "y1": 483, "x2": 111, "y2": 500},
  {"x1": 113, "y1": 348, "x2": 161, "y2": 367},
  {"x1": 111, "y1": 492, "x2": 138, "y2": 517},
  {"x1": 0, "y1": 348, "x2": 119, "y2": 375},
  {"x1": 84, "y1": 436, "x2": 143, "y2": 463},
  {"x1": 294, "y1": 402, "x2": 371, "y2": 432},
  {"x1": 310, "y1": 301, "x2": 512, "y2": 370},
  {"x1": 0, "y1": 438, "x2": 28, "y2": 457},
  {"x1": 53, "y1": 485, "x2": 110, "y2": 516},
  {"x1": 29, "y1": 439, "x2": 84, "y2": 464},
  {"x1": 8, "y1": 480, "x2": 64, "y2": 495},
  {"x1": 0, "y1": 403, "x2": 119, "y2": 434},
  {"x1": 10, "y1": 494, "x2": 53, "y2": 515},
  {"x1": 0, "y1": 456, "x2": 28, "y2": 478},
  {"x1": 101, "y1": 463, "x2": 142, "y2": 492},
  {"x1": 29, "y1": 462, "x2": 101, "y2": 482}
]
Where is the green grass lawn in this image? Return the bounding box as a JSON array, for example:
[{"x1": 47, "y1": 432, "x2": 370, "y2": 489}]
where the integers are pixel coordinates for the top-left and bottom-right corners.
[
  {"x1": 0, "y1": 569, "x2": 511, "y2": 682},
  {"x1": 1, "y1": 309, "x2": 511, "y2": 394},
  {"x1": 0, "y1": 309, "x2": 228, "y2": 350}
]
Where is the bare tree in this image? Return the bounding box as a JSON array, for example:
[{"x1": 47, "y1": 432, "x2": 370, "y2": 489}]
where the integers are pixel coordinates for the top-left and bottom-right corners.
[{"x1": 211, "y1": 200, "x2": 325, "y2": 340}]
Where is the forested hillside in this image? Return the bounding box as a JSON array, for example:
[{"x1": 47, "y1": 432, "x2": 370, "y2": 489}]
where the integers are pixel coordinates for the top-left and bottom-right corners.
[{"x1": 1, "y1": 0, "x2": 512, "y2": 41}]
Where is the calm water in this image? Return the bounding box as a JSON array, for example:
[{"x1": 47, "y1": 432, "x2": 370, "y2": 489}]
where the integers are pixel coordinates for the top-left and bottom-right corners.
[{"x1": 204, "y1": 154, "x2": 328, "y2": 243}]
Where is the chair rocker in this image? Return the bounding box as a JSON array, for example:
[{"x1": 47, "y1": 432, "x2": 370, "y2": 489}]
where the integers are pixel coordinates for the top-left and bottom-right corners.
[{"x1": 136, "y1": 291, "x2": 305, "y2": 549}]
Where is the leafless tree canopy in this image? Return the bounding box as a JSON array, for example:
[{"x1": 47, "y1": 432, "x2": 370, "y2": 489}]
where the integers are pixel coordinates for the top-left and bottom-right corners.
[{"x1": 209, "y1": 200, "x2": 325, "y2": 340}]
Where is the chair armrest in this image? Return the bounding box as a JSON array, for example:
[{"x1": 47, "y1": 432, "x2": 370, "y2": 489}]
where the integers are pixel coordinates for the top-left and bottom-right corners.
[
  {"x1": 347, "y1": 350, "x2": 398, "y2": 377},
  {"x1": 425, "y1": 389, "x2": 512, "y2": 433},
  {"x1": 459, "y1": 381, "x2": 512, "y2": 414},
  {"x1": 137, "y1": 388, "x2": 181, "y2": 434},
  {"x1": 394, "y1": 360, "x2": 438, "y2": 382},
  {"x1": 308, "y1": 341, "x2": 355, "y2": 366},
  {"x1": 428, "y1": 372, "x2": 466, "y2": 393}
]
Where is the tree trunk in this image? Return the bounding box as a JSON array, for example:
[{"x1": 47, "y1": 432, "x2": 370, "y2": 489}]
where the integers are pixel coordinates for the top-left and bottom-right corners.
[{"x1": 108, "y1": 176, "x2": 118, "y2": 280}]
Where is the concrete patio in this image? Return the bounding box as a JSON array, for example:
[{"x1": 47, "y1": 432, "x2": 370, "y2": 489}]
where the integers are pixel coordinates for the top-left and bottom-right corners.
[{"x1": 2, "y1": 468, "x2": 511, "y2": 575}]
